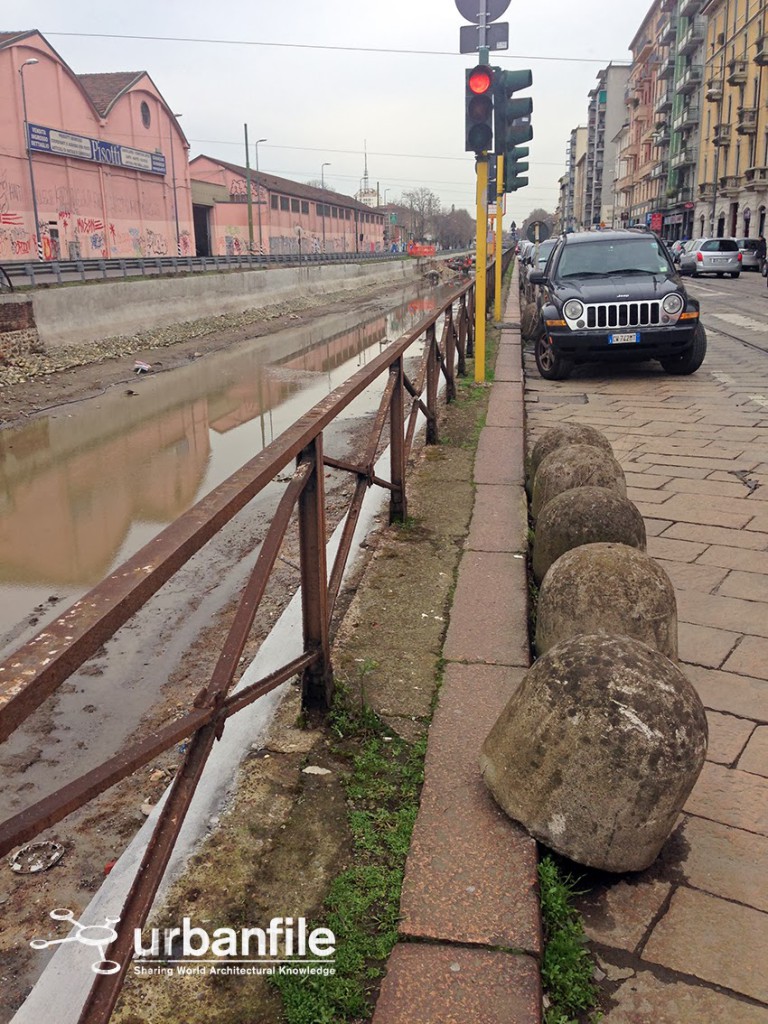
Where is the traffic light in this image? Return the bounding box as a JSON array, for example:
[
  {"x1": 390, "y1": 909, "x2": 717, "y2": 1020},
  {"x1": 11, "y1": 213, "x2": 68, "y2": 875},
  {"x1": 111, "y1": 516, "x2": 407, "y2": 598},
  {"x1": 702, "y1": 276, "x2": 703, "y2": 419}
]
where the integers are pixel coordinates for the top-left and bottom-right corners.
[
  {"x1": 494, "y1": 69, "x2": 533, "y2": 153},
  {"x1": 465, "y1": 64, "x2": 494, "y2": 153},
  {"x1": 504, "y1": 146, "x2": 530, "y2": 192}
]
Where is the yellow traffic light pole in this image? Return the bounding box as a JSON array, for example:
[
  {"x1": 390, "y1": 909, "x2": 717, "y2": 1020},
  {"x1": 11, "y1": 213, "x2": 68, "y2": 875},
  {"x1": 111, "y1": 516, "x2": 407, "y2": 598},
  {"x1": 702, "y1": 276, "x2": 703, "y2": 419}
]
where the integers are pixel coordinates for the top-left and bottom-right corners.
[
  {"x1": 474, "y1": 155, "x2": 489, "y2": 383},
  {"x1": 494, "y1": 154, "x2": 504, "y2": 323}
]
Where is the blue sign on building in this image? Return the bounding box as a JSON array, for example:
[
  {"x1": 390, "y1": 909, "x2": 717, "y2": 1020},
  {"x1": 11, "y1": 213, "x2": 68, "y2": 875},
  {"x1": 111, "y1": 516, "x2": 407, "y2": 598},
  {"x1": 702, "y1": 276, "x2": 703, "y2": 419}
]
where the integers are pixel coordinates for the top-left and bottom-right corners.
[{"x1": 27, "y1": 123, "x2": 166, "y2": 176}]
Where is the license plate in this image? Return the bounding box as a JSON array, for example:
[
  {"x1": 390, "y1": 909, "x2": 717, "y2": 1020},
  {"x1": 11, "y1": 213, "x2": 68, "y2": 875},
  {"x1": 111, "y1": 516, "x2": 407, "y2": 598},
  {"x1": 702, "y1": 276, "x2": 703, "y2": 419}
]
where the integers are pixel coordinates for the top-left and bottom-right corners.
[
  {"x1": 609, "y1": 332, "x2": 639, "y2": 345},
  {"x1": 712, "y1": 257, "x2": 728, "y2": 263}
]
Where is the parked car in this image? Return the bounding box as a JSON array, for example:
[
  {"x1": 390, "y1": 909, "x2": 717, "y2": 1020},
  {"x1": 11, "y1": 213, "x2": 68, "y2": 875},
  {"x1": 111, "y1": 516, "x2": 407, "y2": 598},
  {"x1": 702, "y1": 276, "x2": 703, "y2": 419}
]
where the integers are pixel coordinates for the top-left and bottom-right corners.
[
  {"x1": 677, "y1": 237, "x2": 741, "y2": 278},
  {"x1": 525, "y1": 229, "x2": 705, "y2": 380},
  {"x1": 520, "y1": 238, "x2": 557, "y2": 302},
  {"x1": 668, "y1": 239, "x2": 687, "y2": 262},
  {"x1": 734, "y1": 237, "x2": 761, "y2": 271}
]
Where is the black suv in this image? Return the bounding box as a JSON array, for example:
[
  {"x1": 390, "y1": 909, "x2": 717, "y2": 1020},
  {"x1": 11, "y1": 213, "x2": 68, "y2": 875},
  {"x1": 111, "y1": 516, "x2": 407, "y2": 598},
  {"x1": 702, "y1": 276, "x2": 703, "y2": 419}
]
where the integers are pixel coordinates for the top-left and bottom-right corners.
[{"x1": 526, "y1": 230, "x2": 705, "y2": 380}]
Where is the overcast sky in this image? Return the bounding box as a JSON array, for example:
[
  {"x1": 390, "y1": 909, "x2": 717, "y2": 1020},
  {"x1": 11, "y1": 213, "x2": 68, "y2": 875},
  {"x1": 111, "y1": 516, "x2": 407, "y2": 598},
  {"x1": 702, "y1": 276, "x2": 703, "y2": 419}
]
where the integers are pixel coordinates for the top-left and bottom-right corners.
[{"x1": 6, "y1": 1, "x2": 650, "y2": 224}]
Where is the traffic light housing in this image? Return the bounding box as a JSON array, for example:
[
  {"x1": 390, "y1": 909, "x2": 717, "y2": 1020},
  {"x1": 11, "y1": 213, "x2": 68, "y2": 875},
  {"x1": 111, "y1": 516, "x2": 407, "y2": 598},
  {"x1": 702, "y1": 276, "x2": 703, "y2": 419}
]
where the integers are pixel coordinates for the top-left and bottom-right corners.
[
  {"x1": 465, "y1": 64, "x2": 494, "y2": 153},
  {"x1": 504, "y1": 146, "x2": 530, "y2": 193},
  {"x1": 493, "y1": 69, "x2": 533, "y2": 192}
]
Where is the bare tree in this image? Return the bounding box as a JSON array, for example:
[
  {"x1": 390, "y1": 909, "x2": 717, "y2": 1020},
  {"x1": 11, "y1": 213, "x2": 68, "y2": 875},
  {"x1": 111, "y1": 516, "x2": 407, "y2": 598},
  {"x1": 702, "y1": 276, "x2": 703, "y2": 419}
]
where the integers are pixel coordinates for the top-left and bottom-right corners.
[{"x1": 402, "y1": 187, "x2": 442, "y2": 241}]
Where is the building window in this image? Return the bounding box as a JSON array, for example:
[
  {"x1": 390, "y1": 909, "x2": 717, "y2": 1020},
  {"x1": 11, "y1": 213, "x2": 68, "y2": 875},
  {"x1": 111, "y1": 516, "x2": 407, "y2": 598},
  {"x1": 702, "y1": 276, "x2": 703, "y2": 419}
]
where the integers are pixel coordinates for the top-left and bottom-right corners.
[
  {"x1": 332, "y1": 206, "x2": 338, "y2": 218},
  {"x1": 301, "y1": 201, "x2": 309, "y2": 214},
  {"x1": 140, "y1": 101, "x2": 151, "y2": 129},
  {"x1": 280, "y1": 196, "x2": 290, "y2": 211},
  {"x1": 271, "y1": 195, "x2": 279, "y2": 210},
  {"x1": 291, "y1": 199, "x2": 300, "y2": 212}
]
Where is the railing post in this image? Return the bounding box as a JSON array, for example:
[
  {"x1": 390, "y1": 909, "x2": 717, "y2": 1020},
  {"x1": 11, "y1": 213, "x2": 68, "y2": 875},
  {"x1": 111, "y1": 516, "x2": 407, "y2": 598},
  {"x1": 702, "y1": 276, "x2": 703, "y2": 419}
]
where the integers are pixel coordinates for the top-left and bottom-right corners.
[
  {"x1": 444, "y1": 307, "x2": 457, "y2": 402},
  {"x1": 298, "y1": 436, "x2": 333, "y2": 710},
  {"x1": 466, "y1": 286, "x2": 476, "y2": 358},
  {"x1": 389, "y1": 358, "x2": 407, "y2": 523},
  {"x1": 457, "y1": 296, "x2": 468, "y2": 376},
  {"x1": 426, "y1": 323, "x2": 439, "y2": 444}
]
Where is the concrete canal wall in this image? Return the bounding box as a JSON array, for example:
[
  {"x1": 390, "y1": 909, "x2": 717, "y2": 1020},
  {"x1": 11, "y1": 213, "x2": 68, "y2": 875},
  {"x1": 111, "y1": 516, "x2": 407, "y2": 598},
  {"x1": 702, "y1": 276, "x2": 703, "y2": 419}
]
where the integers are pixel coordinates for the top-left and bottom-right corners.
[{"x1": 27, "y1": 259, "x2": 425, "y2": 349}]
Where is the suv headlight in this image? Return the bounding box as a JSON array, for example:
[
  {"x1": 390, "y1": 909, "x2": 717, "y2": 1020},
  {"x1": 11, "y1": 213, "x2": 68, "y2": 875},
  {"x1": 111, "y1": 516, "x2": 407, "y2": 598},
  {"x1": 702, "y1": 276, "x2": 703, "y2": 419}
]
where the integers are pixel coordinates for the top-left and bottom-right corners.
[
  {"x1": 662, "y1": 293, "x2": 684, "y2": 315},
  {"x1": 563, "y1": 299, "x2": 584, "y2": 320}
]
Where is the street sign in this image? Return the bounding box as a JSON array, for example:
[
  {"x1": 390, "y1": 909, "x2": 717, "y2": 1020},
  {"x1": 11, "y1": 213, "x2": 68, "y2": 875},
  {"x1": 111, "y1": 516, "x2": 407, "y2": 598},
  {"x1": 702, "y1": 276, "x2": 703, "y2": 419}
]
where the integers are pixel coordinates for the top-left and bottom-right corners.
[
  {"x1": 460, "y1": 22, "x2": 509, "y2": 52},
  {"x1": 526, "y1": 221, "x2": 551, "y2": 243},
  {"x1": 455, "y1": 0, "x2": 511, "y2": 22}
]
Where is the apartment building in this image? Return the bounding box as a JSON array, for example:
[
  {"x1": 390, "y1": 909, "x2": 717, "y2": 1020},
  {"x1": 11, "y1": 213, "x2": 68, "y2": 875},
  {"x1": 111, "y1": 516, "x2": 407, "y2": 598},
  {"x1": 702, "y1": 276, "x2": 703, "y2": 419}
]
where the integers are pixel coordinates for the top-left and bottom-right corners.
[
  {"x1": 695, "y1": 0, "x2": 768, "y2": 238},
  {"x1": 584, "y1": 64, "x2": 631, "y2": 228},
  {"x1": 563, "y1": 126, "x2": 588, "y2": 230}
]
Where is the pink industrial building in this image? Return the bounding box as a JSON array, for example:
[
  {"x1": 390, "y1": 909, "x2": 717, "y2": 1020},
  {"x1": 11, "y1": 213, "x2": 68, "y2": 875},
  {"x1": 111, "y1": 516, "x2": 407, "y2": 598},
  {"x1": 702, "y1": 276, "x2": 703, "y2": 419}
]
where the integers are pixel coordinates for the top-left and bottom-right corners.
[
  {"x1": 1, "y1": 29, "x2": 387, "y2": 263},
  {"x1": 190, "y1": 156, "x2": 386, "y2": 257},
  {"x1": 0, "y1": 30, "x2": 192, "y2": 262}
]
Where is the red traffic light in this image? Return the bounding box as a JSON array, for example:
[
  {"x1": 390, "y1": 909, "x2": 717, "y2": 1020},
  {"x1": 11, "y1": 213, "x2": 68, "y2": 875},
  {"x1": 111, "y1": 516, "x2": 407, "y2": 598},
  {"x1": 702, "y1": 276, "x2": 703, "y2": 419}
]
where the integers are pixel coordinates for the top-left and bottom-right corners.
[{"x1": 468, "y1": 66, "x2": 493, "y2": 95}]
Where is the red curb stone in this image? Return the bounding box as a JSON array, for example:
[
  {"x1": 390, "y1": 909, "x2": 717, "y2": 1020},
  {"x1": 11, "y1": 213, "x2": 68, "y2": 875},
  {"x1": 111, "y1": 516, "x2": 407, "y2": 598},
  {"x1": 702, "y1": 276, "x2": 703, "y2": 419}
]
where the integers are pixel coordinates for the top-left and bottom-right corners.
[
  {"x1": 474, "y1": 427, "x2": 526, "y2": 485},
  {"x1": 372, "y1": 944, "x2": 541, "y2": 1024},
  {"x1": 495, "y1": 350, "x2": 523, "y2": 383},
  {"x1": 443, "y1": 551, "x2": 530, "y2": 666},
  {"x1": 467, "y1": 485, "x2": 528, "y2": 554},
  {"x1": 399, "y1": 663, "x2": 540, "y2": 953},
  {"x1": 487, "y1": 385, "x2": 525, "y2": 428}
]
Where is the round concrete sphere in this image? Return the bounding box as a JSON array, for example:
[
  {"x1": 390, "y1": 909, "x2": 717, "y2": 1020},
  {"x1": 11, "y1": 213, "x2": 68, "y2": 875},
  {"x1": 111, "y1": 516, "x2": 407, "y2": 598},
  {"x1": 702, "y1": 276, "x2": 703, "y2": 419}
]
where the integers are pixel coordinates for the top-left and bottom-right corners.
[
  {"x1": 480, "y1": 633, "x2": 708, "y2": 872},
  {"x1": 532, "y1": 487, "x2": 647, "y2": 583},
  {"x1": 528, "y1": 424, "x2": 613, "y2": 492},
  {"x1": 535, "y1": 542, "x2": 677, "y2": 659},
  {"x1": 531, "y1": 444, "x2": 627, "y2": 520}
]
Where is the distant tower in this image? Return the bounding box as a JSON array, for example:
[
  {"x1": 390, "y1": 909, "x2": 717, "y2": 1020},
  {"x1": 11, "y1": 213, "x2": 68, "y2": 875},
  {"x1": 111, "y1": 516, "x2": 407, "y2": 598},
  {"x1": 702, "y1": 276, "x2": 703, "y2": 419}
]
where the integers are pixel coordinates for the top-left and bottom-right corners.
[{"x1": 356, "y1": 140, "x2": 378, "y2": 208}]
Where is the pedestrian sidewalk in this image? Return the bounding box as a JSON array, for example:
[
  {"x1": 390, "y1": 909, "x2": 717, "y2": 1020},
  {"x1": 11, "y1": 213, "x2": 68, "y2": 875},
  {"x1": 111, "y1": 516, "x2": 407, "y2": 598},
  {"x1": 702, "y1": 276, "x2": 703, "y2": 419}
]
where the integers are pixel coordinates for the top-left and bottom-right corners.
[
  {"x1": 373, "y1": 285, "x2": 543, "y2": 1023},
  {"x1": 373, "y1": 269, "x2": 768, "y2": 1023}
]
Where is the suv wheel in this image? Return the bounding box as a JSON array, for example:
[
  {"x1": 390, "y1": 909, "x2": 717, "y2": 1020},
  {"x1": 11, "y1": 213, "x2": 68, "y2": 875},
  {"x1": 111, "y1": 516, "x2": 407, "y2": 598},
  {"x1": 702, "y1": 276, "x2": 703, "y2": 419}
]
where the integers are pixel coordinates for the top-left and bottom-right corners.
[
  {"x1": 535, "y1": 335, "x2": 574, "y2": 380},
  {"x1": 660, "y1": 322, "x2": 707, "y2": 376}
]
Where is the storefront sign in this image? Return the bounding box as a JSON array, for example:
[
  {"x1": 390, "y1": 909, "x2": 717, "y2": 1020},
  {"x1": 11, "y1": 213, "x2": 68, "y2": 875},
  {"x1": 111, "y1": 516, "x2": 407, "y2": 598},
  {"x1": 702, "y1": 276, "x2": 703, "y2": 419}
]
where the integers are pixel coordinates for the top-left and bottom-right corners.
[{"x1": 27, "y1": 123, "x2": 166, "y2": 175}]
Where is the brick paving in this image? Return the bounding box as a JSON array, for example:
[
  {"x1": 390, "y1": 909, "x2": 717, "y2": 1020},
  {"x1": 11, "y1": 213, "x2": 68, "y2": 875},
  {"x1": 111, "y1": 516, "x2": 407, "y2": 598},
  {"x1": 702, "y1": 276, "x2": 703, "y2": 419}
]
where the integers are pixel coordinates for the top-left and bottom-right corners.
[
  {"x1": 375, "y1": 277, "x2": 768, "y2": 1021},
  {"x1": 525, "y1": 318, "x2": 768, "y2": 1022}
]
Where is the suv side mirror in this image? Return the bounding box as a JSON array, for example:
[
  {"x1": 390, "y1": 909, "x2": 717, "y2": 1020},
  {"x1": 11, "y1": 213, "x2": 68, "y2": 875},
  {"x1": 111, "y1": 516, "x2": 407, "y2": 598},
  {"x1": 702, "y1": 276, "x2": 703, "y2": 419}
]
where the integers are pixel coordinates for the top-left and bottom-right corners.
[{"x1": 528, "y1": 270, "x2": 546, "y2": 285}]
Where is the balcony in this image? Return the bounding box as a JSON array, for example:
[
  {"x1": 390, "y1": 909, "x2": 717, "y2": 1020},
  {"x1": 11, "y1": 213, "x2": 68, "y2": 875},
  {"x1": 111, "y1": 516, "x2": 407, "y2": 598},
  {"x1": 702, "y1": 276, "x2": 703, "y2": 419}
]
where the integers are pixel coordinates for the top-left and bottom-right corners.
[
  {"x1": 650, "y1": 161, "x2": 669, "y2": 180},
  {"x1": 672, "y1": 104, "x2": 700, "y2": 132},
  {"x1": 656, "y1": 90, "x2": 673, "y2": 114},
  {"x1": 679, "y1": 16, "x2": 706, "y2": 55},
  {"x1": 727, "y1": 58, "x2": 748, "y2": 85},
  {"x1": 744, "y1": 165, "x2": 768, "y2": 189},
  {"x1": 737, "y1": 107, "x2": 758, "y2": 134},
  {"x1": 658, "y1": 54, "x2": 677, "y2": 80},
  {"x1": 615, "y1": 173, "x2": 635, "y2": 193},
  {"x1": 659, "y1": 17, "x2": 676, "y2": 46},
  {"x1": 654, "y1": 124, "x2": 671, "y2": 146},
  {"x1": 706, "y1": 77, "x2": 723, "y2": 101},
  {"x1": 680, "y1": 0, "x2": 704, "y2": 15},
  {"x1": 713, "y1": 121, "x2": 731, "y2": 146},
  {"x1": 719, "y1": 174, "x2": 743, "y2": 196},
  {"x1": 697, "y1": 180, "x2": 715, "y2": 201},
  {"x1": 675, "y1": 187, "x2": 694, "y2": 205},
  {"x1": 634, "y1": 102, "x2": 652, "y2": 124},
  {"x1": 756, "y1": 33, "x2": 768, "y2": 66},
  {"x1": 671, "y1": 148, "x2": 696, "y2": 169},
  {"x1": 676, "y1": 64, "x2": 703, "y2": 93}
]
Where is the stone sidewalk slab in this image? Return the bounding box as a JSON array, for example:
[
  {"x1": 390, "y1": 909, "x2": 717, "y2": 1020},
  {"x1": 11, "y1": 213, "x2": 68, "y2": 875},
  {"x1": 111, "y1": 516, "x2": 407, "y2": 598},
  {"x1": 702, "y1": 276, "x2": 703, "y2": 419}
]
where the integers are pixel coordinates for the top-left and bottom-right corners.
[
  {"x1": 372, "y1": 945, "x2": 541, "y2": 1024},
  {"x1": 643, "y1": 887, "x2": 768, "y2": 1003},
  {"x1": 687, "y1": 664, "x2": 768, "y2": 722},
  {"x1": 685, "y1": 761, "x2": 768, "y2": 835},
  {"x1": 679, "y1": 816, "x2": 768, "y2": 912},
  {"x1": 738, "y1": 725, "x2": 768, "y2": 775},
  {"x1": 486, "y1": 384, "x2": 525, "y2": 427},
  {"x1": 399, "y1": 663, "x2": 540, "y2": 953},
  {"x1": 602, "y1": 970, "x2": 768, "y2": 1024}
]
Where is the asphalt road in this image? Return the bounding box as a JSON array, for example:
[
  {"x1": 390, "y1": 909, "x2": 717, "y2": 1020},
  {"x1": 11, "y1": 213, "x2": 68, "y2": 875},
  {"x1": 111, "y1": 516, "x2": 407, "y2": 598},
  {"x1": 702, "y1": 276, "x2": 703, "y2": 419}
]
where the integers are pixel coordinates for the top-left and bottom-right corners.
[{"x1": 684, "y1": 263, "x2": 768, "y2": 357}]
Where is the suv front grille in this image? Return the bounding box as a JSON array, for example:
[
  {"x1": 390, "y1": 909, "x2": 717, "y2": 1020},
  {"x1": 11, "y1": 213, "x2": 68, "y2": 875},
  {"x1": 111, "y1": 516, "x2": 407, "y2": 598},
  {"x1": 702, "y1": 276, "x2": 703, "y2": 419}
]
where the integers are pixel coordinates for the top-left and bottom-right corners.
[{"x1": 584, "y1": 301, "x2": 662, "y2": 329}]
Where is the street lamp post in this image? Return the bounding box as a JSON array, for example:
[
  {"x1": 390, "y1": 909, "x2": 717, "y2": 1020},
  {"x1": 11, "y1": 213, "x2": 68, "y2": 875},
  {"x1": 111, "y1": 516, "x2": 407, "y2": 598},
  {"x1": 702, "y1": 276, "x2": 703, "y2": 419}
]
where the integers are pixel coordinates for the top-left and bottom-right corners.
[
  {"x1": 321, "y1": 162, "x2": 331, "y2": 253},
  {"x1": 255, "y1": 138, "x2": 266, "y2": 256},
  {"x1": 19, "y1": 58, "x2": 43, "y2": 261},
  {"x1": 170, "y1": 113, "x2": 182, "y2": 257}
]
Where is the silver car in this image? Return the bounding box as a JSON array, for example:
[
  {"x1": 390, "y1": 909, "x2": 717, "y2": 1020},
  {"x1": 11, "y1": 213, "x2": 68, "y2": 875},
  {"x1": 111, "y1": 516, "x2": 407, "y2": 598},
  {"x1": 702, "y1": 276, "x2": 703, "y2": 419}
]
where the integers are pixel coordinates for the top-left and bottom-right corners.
[
  {"x1": 735, "y1": 237, "x2": 761, "y2": 271},
  {"x1": 678, "y1": 237, "x2": 741, "y2": 278}
]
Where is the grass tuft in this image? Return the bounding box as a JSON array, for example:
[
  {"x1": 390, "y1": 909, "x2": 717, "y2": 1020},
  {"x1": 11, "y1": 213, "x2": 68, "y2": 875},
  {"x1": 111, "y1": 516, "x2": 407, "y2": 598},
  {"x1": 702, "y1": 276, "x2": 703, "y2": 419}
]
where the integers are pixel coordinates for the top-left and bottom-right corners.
[{"x1": 538, "y1": 855, "x2": 602, "y2": 1024}]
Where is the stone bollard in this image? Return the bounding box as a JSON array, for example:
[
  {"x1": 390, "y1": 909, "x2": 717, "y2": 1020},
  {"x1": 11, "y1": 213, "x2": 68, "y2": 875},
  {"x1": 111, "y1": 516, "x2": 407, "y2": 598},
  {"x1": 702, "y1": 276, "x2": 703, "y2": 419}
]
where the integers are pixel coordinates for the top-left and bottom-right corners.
[
  {"x1": 532, "y1": 487, "x2": 647, "y2": 583},
  {"x1": 528, "y1": 423, "x2": 613, "y2": 493},
  {"x1": 531, "y1": 444, "x2": 627, "y2": 520},
  {"x1": 535, "y1": 542, "x2": 677, "y2": 659},
  {"x1": 480, "y1": 633, "x2": 708, "y2": 873}
]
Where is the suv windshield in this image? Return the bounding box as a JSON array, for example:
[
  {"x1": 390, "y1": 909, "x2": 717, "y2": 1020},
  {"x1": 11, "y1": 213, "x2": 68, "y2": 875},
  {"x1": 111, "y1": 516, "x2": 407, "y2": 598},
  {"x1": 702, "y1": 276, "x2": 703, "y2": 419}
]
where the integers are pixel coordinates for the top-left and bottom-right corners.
[{"x1": 557, "y1": 237, "x2": 671, "y2": 278}]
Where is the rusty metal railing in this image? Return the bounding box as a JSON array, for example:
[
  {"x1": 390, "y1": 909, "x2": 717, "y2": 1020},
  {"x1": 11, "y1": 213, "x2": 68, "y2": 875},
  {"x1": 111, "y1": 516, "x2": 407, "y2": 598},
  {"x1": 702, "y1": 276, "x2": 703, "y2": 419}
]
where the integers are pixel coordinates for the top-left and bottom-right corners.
[{"x1": 0, "y1": 250, "x2": 511, "y2": 1022}]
